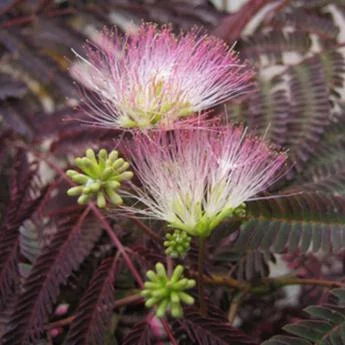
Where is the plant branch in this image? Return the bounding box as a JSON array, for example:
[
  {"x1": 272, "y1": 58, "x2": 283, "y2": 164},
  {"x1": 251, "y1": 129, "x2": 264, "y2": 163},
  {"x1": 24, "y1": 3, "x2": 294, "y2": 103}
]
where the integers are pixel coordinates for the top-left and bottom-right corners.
[
  {"x1": 262, "y1": 0, "x2": 292, "y2": 26},
  {"x1": 267, "y1": 276, "x2": 345, "y2": 289},
  {"x1": 161, "y1": 319, "x2": 178, "y2": 345},
  {"x1": 203, "y1": 274, "x2": 250, "y2": 290},
  {"x1": 129, "y1": 215, "x2": 161, "y2": 243},
  {"x1": 90, "y1": 203, "x2": 144, "y2": 288},
  {"x1": 166, "y1": 256, "x2": 173, "y2": 276},
  {"x1": 204, "y1": 273, "x2": 345, "y2": 294},
  {"x1": 212, "y1": 0, "x2": 272, "y2": 43},
  {"x1": 46, "y1": 294, "x2": 143, "y2": 330},
  {"x1": 198, "y1": 237, "x2": 207, "y2": 316},
  {"x1": 228, "y1": 291, "x2": 247, "y2": 325}
]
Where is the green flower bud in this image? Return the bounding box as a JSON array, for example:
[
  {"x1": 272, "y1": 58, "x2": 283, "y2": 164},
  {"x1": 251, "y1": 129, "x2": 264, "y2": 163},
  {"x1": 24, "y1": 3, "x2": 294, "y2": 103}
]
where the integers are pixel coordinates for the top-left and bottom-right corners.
[
  {"x1": 77, "y1": 194, "x2": 90, "y2": 205},
  {"x1": 97, "y1": 192, "x2": 106, "y2": 208},
  {"x1": 141, "y1": 263, "x2": 195, "y2": 318},
  {"x1": 66, "y1": 148, "x2": 133, "y2": 208},
  {"x1": 234, "y1": 203, "x2": 246, "y2": 218},
  {"x1": 171, "y1": 303, "x2": 183, "y2": 318},
  {"x1": 67, "y1": 186, "x2": 84, "y2": 197},
  {"x1": 164, "y1": 230, "x2": 191, "y2": 258},
  {"x1": 108, "y1": 150, "x2": 119, "y2": 162}
]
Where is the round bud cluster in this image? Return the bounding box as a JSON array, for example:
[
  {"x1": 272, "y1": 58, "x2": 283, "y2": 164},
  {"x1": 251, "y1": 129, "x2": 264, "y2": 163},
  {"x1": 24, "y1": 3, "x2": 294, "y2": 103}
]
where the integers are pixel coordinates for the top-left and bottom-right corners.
[
  {"x1": 141, "y1": 263, "x2": 195, "y2": 318},
  {"x1": 233, "y1": 203, "x2": 246, "y2": 218},
  {"x1": 66, "y1": 149, "x2": 133, "y2": 208},
  {"x1": 164, "y1": 230, "x2": 191, "y2": 258}
]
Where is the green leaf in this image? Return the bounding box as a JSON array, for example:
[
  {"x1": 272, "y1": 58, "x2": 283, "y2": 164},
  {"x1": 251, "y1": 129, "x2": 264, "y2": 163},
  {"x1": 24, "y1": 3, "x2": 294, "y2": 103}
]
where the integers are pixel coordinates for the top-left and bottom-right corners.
[
  {"x1": 234, "y1": 193, "x2": 345, "y2": 253},
  {"x1": 263, "y1": 289, "x2": 345, "y2": 345},
  {"x1": 292, "y1": 106, "x2": 345, "y2": 186},
  {"x1": 284, "y1": 321, "x2": 333, "y2": 341},
  {"x1": 263, "y1": 335, "x2": 310, "y2": 345},
  {"x1": 285, "y1": 54, "x2": 331, "y2": 174},
  {"x1": 304, "y1": 306, "x2": 345, "y2": 323},
  {"x1": 227, "y1": 75, "x2": 289, "y2": 147}
]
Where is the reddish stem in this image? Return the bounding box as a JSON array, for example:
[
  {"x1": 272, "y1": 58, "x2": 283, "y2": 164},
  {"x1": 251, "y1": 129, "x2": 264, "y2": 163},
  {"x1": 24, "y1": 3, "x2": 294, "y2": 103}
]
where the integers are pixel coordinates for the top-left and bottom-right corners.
[
  {"x1": 90, "y1": 203, "x2": 144, "y2": 288},
  {"x1": 262, "y1": 0, "x2": 292, "y2": 26},
  {"x1": 212, "y1": 0, "x2": 272, "y2": 43},
  {"x1": 161, "y1": 319, "x2": 178, "y2": 345},
  {"x1": 0, "y1": 0, "x2": 25, "y2": 16},
  {"x1": 166, "y1": 256, "x2": 173, "y2": 276},
  {"x1": 129, "y1": 215, "x2": 161, "y2": 243}
]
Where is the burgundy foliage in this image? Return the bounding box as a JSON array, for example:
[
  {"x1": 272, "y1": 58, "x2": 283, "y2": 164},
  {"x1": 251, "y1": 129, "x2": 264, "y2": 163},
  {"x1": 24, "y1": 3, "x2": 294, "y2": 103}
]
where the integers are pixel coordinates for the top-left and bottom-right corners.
[{"x1": 1, "y1": 0, "x2": 345, "y2": 344}]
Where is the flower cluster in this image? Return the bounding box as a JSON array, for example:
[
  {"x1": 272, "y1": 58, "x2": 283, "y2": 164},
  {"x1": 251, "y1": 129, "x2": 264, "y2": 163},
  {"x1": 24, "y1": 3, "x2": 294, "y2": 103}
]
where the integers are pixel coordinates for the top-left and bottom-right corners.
[
  {"x1": 67, "y1": 149, "x2": 133, "y2": 208},
  {"x1": 125, "y1": 127, "x2": 285, "y2": 237},
  {"x1": 71, "y1": 23, "x2": 253, "y2": 129},
  {"x1": 164, "y1": 230, "x2": 192, "y2": 258},
  {"x1": 69, "y1": 23, "x2": 287, "y2": 318},
  {"x1": 141, "y1": 263, "x2": 195, "y2": 318}
]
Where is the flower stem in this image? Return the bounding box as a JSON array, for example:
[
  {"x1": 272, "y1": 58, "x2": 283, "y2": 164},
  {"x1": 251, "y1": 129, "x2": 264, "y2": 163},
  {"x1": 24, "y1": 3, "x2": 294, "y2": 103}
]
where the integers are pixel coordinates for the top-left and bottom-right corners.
[
  {"x1": 161, "y1": 319, "x2": 178, "y2": 345},
  {"x1": 166, "y1": 256, "x2": 174, "y2": 276},
  {"x1": 198, "y1": 237, "x2": 207, "y2": 316},
  {"x1": 90, "y1": 203, "x2": 144, "y2": 288},
  {"x1": 129, "y1": 215, "x2": 161, "y2": 243}
]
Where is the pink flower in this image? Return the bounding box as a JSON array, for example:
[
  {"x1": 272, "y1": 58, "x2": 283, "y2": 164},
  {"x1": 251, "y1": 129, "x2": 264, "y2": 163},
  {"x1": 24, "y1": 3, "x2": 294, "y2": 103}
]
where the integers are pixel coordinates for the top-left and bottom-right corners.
[
  {"x1": 124, "y1": 126, "x2": 286, "y2": 237},
  {"x1": 71, "y1": 23, "x2": 253, "y2": 129}
]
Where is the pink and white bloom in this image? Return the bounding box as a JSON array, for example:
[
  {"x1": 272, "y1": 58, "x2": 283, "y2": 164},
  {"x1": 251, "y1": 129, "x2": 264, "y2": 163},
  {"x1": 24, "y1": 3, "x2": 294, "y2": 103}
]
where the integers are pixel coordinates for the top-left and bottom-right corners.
[
  {"x1": 124, "y1": 126, "x2": 286, "y2": 237},
  {"x1": 71, "y1": 23, "x2": 253, "y2": 129}
]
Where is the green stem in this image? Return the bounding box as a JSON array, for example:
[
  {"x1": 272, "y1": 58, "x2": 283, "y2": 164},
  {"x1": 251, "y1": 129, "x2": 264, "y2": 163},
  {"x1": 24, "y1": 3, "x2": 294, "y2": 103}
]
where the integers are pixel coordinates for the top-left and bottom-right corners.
[
  {"x1": 198, "y1": 237, "x2": 207, "y2": 316},
  {"x1": 204, "y1": 273, "x2": 345, "y2": 294},
  {"x1": 228, "y1": 291, "x2": 247, "y2": 324}
]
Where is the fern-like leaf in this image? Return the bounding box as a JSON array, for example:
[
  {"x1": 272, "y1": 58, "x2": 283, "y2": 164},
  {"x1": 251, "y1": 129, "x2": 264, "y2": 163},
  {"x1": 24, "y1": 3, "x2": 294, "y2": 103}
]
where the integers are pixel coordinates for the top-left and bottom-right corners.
[
  {"x1": 263, "y1": 289, "x2": 345, "y2": 345},
  {"x1": 211, "y1": 232, "x2": 272, "y2": 280},
  {"x1": 285, "y1": 54, "x2": 331, "y2": 173},
  {"x1": 241, "y1": 30, "x2": 312, "y2": 64},
  {"x1": 234, "y1": 193, "x2": 345, "y2": 254},
  {"x1": 273, "y1": 10, "x2": 339, "y2": 40},
  {"x1": 176, "y1": 307, "x2": 258, "y2": 344},
  {"x1": 0, "y1": 152, "x2": 46, "y2": 309},
  {"x1": 295, "y1": 106, "x2": 345, "y2": 184},
  {"x1": 286, "y1": 170, "x2": 345, "y2": 195},
  {"x1": 247, "y1": 75, "x2": 289, "y2": 146},
  {"x1": 1, "y1": 210, "x2": 101, "y2": 345},
  {"x1": 63, "y1": 255, "x2": 119, "y2": 345},
  {"x1": 122, "y1": 319, "x2": 155, "y2": 345}
]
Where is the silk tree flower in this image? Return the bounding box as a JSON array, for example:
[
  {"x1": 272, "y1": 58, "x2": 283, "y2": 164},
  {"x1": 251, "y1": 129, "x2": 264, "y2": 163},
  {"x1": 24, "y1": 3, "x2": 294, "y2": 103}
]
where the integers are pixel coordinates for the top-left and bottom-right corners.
[
  {"x1": 71, "y1": 23, "x2": 253, "y2": 129},
  {"x1": 124, "y1": 126, "x2": 286, "y2": 237}
]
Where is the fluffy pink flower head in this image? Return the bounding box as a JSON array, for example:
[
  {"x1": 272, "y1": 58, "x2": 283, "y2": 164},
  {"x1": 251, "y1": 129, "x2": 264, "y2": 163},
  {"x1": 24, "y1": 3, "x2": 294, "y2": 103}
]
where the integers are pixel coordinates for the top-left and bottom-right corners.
[
  {"x1": 124, "y1": 126, "x2": 286, "y2": 237},
  {"x1": 71, "y1": 23, "x2": 253, "y2": 129}
]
